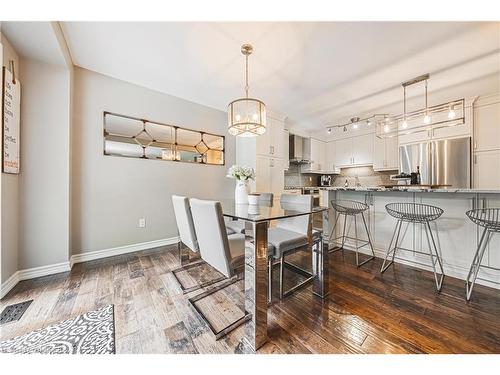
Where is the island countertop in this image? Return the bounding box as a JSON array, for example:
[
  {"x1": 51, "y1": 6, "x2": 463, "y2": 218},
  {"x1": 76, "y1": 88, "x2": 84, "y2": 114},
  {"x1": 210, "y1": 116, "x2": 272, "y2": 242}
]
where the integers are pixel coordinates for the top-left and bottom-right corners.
[{"x1": 318, "y1": 186, "x2": 500, "y2": 194}]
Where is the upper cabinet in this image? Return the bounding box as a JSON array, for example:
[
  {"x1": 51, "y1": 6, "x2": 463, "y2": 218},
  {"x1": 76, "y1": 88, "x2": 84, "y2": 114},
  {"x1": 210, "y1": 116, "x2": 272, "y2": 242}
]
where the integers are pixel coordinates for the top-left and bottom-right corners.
[
  {"x1": 373, "y1": 134, "x2": 399, "y2": 171},
  {"x1": 256, "y1": 116, "x2": 286, "y2": 158},
  {"x1": 334, "y1": 133, "x2": 373, "y2": 168},
  {"x1": 473, "y1": 94, "x2": 500, "y2": 189},
  {"x1": 473, "y1": 94, "x2": 500, "y2": 152},
  {"x1": 326, "y1": 141, "x2": 340, "y2": 174}
]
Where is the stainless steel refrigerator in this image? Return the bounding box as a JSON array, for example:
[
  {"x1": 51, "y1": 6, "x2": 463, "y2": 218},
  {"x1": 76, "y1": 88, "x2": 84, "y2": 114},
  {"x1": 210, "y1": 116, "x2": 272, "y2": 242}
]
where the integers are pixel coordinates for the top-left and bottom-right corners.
[{"x1": 399, "y1": 137, "x2": 471, "y2": 188}]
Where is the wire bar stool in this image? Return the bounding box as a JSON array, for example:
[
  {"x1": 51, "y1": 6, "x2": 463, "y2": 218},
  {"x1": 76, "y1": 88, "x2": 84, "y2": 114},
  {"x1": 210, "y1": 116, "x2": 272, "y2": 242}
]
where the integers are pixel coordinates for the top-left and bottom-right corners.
[
  {"x1": 465, "y1": 208, "x2": 500, "y2": 301},
  {"x1": 328, "y1": 200, "x2": 375, "y2": 267},
  {"x1": 381, "y1": 203, "x2": 445, "y2": 291}
]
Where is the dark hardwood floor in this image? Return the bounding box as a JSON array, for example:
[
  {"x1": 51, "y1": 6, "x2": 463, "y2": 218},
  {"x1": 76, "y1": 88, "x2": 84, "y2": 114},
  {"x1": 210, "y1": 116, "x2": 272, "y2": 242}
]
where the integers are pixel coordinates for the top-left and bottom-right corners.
[{"x1": 1, "y1": 244, "x2": 499, "y2": 354}]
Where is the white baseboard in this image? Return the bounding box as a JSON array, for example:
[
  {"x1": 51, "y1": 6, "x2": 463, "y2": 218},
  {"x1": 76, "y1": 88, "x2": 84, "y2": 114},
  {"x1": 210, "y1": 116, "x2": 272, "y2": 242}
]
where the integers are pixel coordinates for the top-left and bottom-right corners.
[
  {"x1": 70, "y1": 236, "x2": 179, "y2": 267},
  {"x1": 1, "y1": 237, "x2": 179, "y2": 300},
  {"x1": 1, "y1": 272, "x2": 20, "y2": 299},
  {"x1": 1, "y1": 261, "x2": 71, "y2": 300}
]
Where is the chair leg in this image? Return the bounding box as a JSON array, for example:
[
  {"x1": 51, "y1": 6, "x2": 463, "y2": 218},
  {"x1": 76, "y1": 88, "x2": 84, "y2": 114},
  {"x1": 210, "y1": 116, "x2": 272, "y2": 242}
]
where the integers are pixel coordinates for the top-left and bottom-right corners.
[
  {"x1": 466, "y1": 228, "x2": 490, "y2": 301},
  {"x1": 279, "y1": 254, "x2": 285, "y2": 300},
  {"x1": 188, "y1": 276, "x2": 250, "y2": 340},
  {"x1": 424, "y1": 221, "x2": 445, "y2": 292},
  {"x1": 381, "y1": 219, "x2": 403, "y2": 273},
  {"x1": 268, "y1": 257, "x2": 273, "y2": 303}
]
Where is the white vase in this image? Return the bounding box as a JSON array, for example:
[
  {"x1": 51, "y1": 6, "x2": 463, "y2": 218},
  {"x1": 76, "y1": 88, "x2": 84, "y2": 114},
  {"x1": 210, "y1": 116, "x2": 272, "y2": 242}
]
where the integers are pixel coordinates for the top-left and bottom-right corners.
[{"x1": 235, "y1": 180, "x2": 250, "y2": 204}]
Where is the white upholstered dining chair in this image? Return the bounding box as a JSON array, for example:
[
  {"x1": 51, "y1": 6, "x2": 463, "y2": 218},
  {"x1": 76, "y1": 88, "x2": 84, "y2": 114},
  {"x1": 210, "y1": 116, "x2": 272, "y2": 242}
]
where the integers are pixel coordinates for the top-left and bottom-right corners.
[
  {"x1": 188, "y1": 198, "x2": 250, "y2": 339},
  {"x1": 268, "y1": 194, "x2": 321, "y2": 300},
  {"x1": 171, "y1": 195, "x2": 226, "y2": 293}
]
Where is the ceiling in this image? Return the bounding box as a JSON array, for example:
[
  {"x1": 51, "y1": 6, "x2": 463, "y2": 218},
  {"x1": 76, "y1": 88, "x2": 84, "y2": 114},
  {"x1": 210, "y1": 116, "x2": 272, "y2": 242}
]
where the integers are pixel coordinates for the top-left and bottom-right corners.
[
  {"x1": 61, "y1": 22, "x2": 500, "y2": 132},
  {"x1": 1, "y1": 22, "x2": 68, "y2": 67}
]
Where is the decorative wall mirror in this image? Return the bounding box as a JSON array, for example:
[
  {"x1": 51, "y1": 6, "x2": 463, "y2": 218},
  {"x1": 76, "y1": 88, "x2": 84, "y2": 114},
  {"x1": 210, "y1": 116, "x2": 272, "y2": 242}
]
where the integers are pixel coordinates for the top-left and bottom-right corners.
[{"x1": 103, "y1": 112, "x2": 225, "y2": 166}]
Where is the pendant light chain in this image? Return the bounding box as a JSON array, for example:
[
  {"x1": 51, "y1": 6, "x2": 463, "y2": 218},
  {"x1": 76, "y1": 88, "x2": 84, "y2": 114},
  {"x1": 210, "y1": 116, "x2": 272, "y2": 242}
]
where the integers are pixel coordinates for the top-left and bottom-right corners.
[{"x1": 245, "y1": 53, "x2": 249, "y2": 98}]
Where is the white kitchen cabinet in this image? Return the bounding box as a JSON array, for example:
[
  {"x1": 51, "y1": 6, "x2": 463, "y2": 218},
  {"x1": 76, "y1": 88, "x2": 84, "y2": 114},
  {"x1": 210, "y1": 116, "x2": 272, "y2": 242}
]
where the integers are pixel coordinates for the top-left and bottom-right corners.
[
  {"x1": 335, "y1": 137, "x2": 352, "y2": 167},
  {"x1": 373, "y1": 134, "x2": 399, "y2": 171},
  {"x1": 353, "y1": 133, "x2": 373, "y2": 165},
  {"x1": 237, "y1": 110, "x2": 288, "y2": 199},
  {"x1": 255, "y1": 155, "x2": 285, "y2": 197},
  {"x1": 473, "y1": 96, "x2": 500, "y2": 152},
  {"x1": 326, "y1": 141, "x2": 340, "y2": 174},
  {"x1": 474, "y1": 150, "x2": 500, "y2": 189},
  {"x1": 335, "y1": 133, "x2": 374, "y2": 168},
  {"x1": 256, "y1": 115, "x2": 286, "y2": 158}
]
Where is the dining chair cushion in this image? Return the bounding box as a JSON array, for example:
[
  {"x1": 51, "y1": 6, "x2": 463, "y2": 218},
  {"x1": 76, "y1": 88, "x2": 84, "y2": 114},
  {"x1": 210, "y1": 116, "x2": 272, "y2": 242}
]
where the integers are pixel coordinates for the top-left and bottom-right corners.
[
  {"x1": 172, "y1": 195, "x2": 199, "y2": 252},
  {"x1": 257, "y1": 192, "x2": 274, "y2": 206},
  {"x1": 268, "y1": 227, "x2": 309, "y2": 259}
]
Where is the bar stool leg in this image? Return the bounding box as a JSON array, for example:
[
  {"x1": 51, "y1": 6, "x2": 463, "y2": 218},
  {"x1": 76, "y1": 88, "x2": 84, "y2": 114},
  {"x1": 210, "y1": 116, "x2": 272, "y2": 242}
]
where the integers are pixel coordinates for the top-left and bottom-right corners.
[
  {"x1": 340, "y1": 214, "x2": 348, "y2": 249},
  {"x1": 466, "y1": 227, "x2": 490, "y2": 301},
  {"x1": 424, "y1": 221, "x2": 445, "y2": 291},
  {"x1": 354, "y1": 212, "x2": 375, "y2": 267},
  {"x1": 381, "y1": 219, "x2": 403, "y2": 273},
  {"x1": 328, "y1": 212, "x2": 342, "y2": 253}
]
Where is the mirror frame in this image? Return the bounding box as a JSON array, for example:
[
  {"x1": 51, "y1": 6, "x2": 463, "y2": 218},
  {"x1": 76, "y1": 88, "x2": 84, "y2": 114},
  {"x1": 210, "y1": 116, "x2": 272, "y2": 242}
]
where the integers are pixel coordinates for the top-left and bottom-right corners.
[{"x1": 103, "y1": 111, "x2": 225, "y2": 166}]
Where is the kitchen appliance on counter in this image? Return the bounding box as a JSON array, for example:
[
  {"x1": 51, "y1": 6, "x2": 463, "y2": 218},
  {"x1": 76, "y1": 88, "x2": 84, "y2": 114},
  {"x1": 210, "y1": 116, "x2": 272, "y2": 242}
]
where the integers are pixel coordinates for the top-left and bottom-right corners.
[
  {"x1": 319, "y1": 175, "x2": 332, "y2": 186},
  {"x1": 399, "y1": 137, "x2": 471, "y2": 188}
]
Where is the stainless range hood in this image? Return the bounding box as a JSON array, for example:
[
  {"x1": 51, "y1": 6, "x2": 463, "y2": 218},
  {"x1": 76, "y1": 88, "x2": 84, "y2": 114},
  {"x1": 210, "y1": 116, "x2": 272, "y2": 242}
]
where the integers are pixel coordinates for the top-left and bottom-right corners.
[{"x1": 289, "y1": 134, "x2": 311, "y2": 164}]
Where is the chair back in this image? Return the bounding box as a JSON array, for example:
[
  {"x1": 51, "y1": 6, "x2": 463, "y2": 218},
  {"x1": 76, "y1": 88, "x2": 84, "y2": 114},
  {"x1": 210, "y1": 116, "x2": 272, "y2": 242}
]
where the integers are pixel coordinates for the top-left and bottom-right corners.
[
  {"x1": 189, "y1": 198, "x2": 233, "y2": 278},
  {"x1": 277, "y1": 194, "x2": 313, "y2": 235},
  {"x1": 257, "y1": 192, "x2": 274, "y2": 206},
  {"x1": 172, "y1": 195, "x2": 199, "y2": 252}
]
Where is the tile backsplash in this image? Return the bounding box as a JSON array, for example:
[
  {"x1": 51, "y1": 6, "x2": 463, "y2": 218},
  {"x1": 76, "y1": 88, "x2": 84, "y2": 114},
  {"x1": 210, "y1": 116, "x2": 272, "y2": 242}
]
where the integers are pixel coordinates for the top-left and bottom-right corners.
[
  {"x1": 285, "y1": 164, "x2": 395, "y2": 188},
  {"x1": 331, "y1": 166, "x2": 394, "y2": 187}
]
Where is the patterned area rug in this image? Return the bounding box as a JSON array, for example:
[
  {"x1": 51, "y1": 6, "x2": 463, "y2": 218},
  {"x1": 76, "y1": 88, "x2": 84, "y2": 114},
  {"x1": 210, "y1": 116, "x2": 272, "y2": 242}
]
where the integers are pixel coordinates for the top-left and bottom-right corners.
[{"x1": 0, "y1": 304, "x2": 115, "y2": 354}]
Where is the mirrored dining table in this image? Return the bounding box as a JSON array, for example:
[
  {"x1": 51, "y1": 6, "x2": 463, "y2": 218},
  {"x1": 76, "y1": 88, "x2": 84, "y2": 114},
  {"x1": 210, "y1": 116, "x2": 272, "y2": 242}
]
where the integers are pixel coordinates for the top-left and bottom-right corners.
[{"x1": 220, "y1": 199, "x2": 330, "y2": 351}]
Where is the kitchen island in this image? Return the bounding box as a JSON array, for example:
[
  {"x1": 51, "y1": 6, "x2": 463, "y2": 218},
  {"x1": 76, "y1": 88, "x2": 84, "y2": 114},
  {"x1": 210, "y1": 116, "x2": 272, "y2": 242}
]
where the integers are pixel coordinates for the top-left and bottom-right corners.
[{"x1": 320, "y1": 187, "x2": 500, "y2": 290}]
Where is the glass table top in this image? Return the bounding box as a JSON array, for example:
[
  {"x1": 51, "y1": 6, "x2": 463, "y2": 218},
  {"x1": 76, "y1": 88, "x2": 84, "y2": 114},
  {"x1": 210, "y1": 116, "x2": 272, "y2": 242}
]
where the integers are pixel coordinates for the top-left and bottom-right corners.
[{"x1": 220, "y1": 199, "x2": 328, "y2": 222}]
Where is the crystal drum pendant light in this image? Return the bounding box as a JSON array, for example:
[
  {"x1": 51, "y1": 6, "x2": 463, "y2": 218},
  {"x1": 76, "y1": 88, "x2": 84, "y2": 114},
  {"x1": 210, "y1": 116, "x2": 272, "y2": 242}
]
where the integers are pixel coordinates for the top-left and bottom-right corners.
[{"x1": 227, "y1": 44, "x2": 267, "y2": 137}]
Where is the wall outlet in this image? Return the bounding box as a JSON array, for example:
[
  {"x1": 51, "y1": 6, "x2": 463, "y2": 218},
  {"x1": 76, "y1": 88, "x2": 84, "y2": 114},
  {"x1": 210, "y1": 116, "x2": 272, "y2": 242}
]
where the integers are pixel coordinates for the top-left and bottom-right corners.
[{"x1": 138, "y1": 218, "x2": 146, "y2": 228}]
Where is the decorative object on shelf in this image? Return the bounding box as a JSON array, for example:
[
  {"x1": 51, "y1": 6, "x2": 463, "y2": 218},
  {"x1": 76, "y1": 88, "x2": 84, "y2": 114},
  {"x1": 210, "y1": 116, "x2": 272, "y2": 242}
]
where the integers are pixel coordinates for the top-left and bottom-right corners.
[
  {"x1": 227, "y1": 44, "x2": 267, "y2": 137},
  {"x1": 2, "y1": 61, "x2": 21, "y2": 174},
  {"x1": 227, "y1": 165, "x2": 255, "y2": 204},
  {"x1": 103, "y1": 112, "x2": 225, "y2": 165},
  {"x1": 376, "y1": 74, "x2": 465, "y2": 138}
]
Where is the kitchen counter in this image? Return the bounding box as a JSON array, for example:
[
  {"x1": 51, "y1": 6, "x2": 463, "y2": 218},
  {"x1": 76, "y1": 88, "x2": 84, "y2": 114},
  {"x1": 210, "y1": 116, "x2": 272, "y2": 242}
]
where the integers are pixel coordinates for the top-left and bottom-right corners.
[
  {"x1": 319, "y1": 186, "x2": 500, "y2": 194},
  {"x1": 321, "y1": 188, "x2": 500, "y2": 290}
]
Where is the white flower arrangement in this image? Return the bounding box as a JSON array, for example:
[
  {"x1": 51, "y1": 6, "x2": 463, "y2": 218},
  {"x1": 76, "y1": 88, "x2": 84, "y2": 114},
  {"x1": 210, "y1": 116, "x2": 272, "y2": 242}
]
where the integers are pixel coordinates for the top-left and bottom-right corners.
[{"x1": 226, "y1": 165, "x2": 255, "y2": 181}]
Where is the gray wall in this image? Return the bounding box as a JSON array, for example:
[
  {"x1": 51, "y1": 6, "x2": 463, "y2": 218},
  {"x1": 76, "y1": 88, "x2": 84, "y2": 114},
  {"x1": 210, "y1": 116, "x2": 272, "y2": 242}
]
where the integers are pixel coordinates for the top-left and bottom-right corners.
[
  {"x1": 0, "y1": 33, "x2": 20, "y2": 283},
  {"x1": 18, "y1": 58, "x2": 71, "y2": 270},
  {"x1": 71, "y1": 67, "x2": 234, "y2": 255}
]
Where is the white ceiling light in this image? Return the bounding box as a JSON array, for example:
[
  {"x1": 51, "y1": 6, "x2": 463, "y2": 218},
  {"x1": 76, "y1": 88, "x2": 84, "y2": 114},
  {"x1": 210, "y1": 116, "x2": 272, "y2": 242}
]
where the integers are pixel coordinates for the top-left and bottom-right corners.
[{"x1": 227, "y1": 44, "x2": 266, "y2": 137}]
